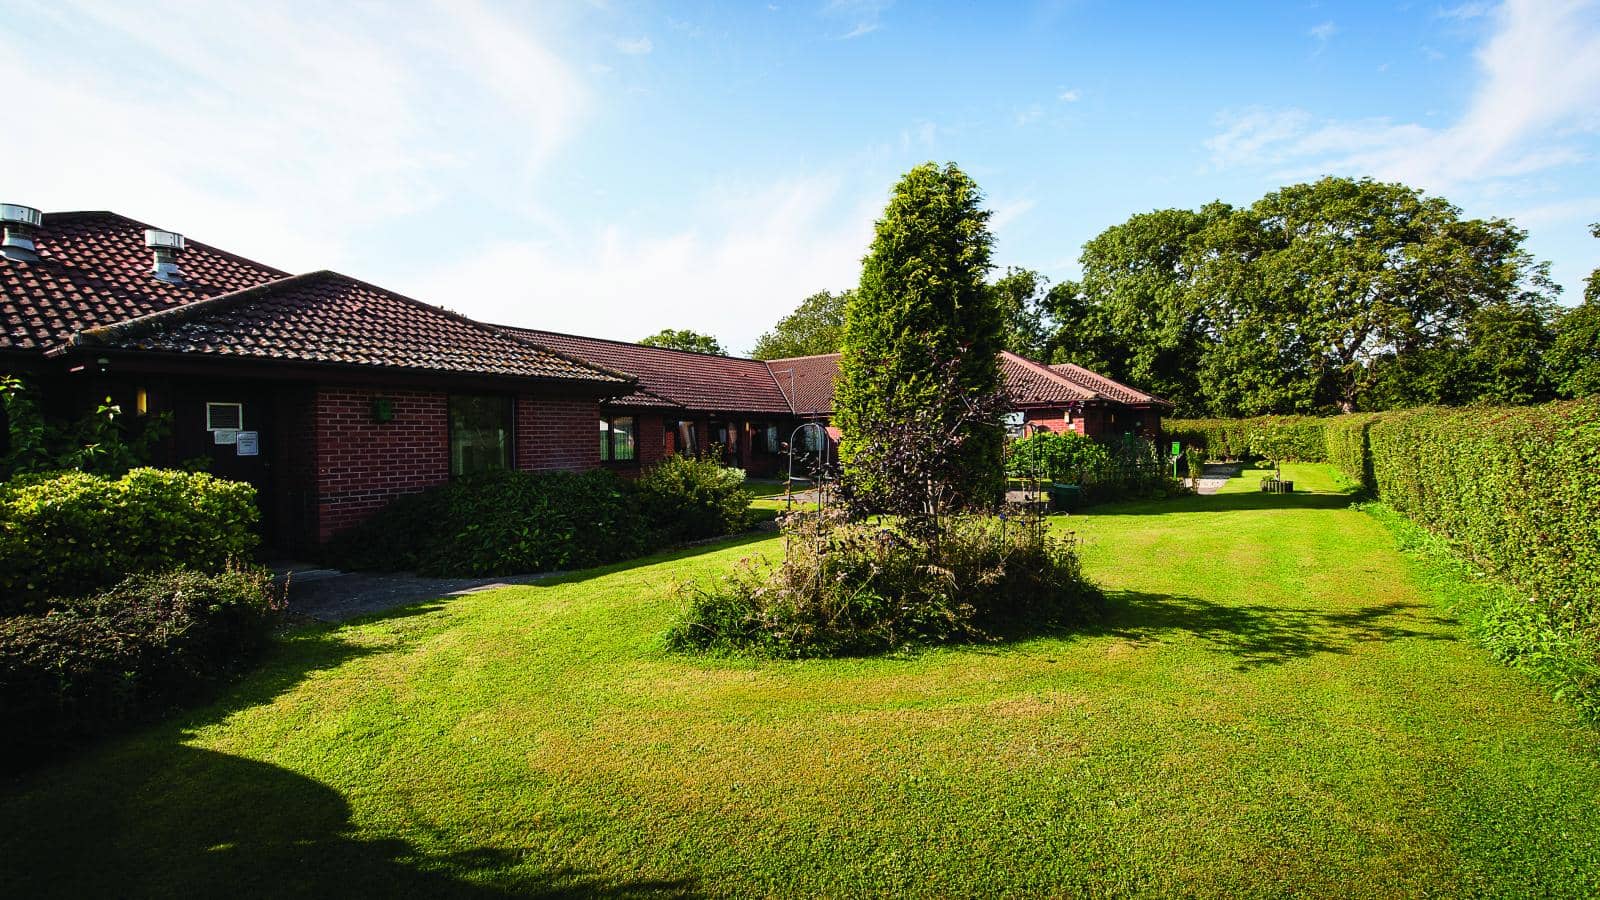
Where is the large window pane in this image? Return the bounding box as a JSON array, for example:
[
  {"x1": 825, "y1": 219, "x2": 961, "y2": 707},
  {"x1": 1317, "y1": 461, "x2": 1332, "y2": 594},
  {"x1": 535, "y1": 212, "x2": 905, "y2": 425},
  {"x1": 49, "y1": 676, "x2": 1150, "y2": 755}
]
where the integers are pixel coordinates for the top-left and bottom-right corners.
[
  {"x1": 450, "y1": 395, "x2": 512, "y2": 476},
  {"x1": 599, "y1": 418, "x2": 613, "y2": 461},
  {"x1": 612, "y1": 416, "x2": 636, "y2": 461}
]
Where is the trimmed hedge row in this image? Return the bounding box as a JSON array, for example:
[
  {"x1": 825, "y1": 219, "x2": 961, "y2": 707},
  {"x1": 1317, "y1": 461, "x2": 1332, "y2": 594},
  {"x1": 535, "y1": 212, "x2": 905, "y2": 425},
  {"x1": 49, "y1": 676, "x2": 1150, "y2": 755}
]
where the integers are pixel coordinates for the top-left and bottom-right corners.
[
  {"x1": 0, "y1": 468, "x2": 259, "y2": 613},
  {"x1": 1366, "y1": 402, "x2": 1599, "y2": 636},
  {"x1": 324, "y1": 460, "x2": 755, "y2": 577},
  {"x1": 1165, "y1": 416, "x2": 1327, "y2": 462}
]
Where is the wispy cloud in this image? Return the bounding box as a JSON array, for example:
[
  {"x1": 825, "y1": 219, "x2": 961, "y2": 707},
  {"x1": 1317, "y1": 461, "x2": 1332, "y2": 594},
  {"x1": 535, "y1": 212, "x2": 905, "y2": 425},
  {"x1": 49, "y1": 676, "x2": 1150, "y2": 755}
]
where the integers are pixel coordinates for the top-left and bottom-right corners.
[
  {"x1": 1437, "y1": 2, "x2": 1493, "y2": 20},
  {"x1": 1058, "y1": 88, "x2": 1081, "y2": 102},
  {"x1": 1309, "y1": 20, "x2": 1338, "y2": 41},
  {"x1": 615, "y1": 36, "x2": 653, "y2": 55},
  {"x1": 826, "y1": 0, "x2": 892, "y2": 39},
  {"x1": 0, "y1": 0, "x2": 589, "y2": 271},
  {"x1": 408, "y1": 175, "x2": 879, "y2": 353},
  {"x1": 1014, "y1": 104, "x2": 1044, "y2": 126},
  {"x1": 1206, "y1": 0, "x2": 1600, "y2": 193}
]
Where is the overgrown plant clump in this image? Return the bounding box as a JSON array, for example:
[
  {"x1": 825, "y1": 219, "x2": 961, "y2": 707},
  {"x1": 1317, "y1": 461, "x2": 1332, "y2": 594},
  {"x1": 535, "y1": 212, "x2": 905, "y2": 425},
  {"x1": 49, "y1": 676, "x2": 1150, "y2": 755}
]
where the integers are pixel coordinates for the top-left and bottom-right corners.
[
  {"x1": 1, "y1": 566, "x2": 284, "y2": 764},
  {"x1": 667, "y1": 509, "x2": 1102, "y2": 658}
]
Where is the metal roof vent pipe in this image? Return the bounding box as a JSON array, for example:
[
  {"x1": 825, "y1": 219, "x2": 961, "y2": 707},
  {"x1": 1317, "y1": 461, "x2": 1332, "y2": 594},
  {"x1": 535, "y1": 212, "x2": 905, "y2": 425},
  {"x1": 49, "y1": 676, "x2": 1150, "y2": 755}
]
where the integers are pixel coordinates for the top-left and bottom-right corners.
[
  {"x1": 145, "y1": 229, "x2": 186, "y2": 283},
  {"x1": 1, "y1": 204, "x2": 43, "y2": 262}
]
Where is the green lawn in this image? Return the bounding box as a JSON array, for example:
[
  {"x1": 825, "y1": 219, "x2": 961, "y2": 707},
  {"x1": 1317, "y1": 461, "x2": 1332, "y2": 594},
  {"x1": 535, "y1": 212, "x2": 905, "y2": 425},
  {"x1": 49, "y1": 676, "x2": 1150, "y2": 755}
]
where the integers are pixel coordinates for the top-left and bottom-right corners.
[{"x1": 4, "y1": 464, "x2": 1599, "y2": 897}]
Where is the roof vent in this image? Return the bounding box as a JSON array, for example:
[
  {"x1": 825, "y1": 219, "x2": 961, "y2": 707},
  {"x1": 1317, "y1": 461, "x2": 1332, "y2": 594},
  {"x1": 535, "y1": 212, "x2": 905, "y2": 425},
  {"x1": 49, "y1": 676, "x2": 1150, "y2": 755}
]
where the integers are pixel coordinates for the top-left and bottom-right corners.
[
  {"x1": 144, "y1": 229, "x2": 186, "y2": 283},
  {"x1": 1, "y1": 204, "x2": 43, "y2": 262}
]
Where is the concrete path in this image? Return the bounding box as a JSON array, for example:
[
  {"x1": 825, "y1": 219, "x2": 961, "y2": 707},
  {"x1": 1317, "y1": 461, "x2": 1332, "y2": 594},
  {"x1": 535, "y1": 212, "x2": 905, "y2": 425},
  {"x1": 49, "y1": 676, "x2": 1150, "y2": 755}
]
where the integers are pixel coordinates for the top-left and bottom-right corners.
[
  {"x1": 275, "y1": 565, "x2": 559, "y2": 623},
  {"x1": 1194, "y1": 462, "x2": 1243, "y2": 495}
]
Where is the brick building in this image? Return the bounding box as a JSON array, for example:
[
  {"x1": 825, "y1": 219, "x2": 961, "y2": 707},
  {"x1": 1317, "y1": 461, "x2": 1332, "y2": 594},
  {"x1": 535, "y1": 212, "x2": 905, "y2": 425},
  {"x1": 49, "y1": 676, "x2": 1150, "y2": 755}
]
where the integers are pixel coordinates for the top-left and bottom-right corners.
[
  {"x1": 2, "y1": 203, "x2": 1169, "y2": 552},
  {"x1": 1, "y1": 207, "x2": 630, "y2": 552}
]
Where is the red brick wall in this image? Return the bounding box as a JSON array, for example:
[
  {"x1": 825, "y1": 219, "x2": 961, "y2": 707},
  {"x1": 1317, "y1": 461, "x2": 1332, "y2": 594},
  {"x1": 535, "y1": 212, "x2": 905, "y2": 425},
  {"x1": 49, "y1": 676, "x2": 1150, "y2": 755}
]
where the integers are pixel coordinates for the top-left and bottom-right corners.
[
  {"x1": 636, "y1": 413, "x2": 667, "y2": 468},
  {"x1": 516, "y1": 397, "x2": 600, "y2": 472},
  {"x1": 1023, "y1": 409, "x2": 1084, "y2": 436},
  {"x1": 314, "y1": 388, "x2": 449, "y2": 542}
]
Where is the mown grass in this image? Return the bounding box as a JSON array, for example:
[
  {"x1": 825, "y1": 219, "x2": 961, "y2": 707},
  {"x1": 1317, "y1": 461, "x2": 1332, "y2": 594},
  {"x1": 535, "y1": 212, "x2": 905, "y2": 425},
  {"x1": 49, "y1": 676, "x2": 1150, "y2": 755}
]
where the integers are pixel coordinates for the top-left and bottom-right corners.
[{"x1": 3, "y1": 464, "x2": 1599, "y2": 897}]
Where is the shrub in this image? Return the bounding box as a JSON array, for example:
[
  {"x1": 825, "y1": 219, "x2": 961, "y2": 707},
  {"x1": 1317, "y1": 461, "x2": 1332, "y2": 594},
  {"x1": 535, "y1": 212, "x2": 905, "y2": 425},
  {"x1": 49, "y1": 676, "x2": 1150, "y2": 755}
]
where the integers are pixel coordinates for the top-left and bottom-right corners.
[
  {"x1": 1006, "y1": 431, "x2": 1109, "y2": 483},
  {"x1": 324, "y1": 468, "x2": 654, "y2": 577},
  {"x1": 1006, "y1": 433, "x2": 1182, "y2": 503},
  {"x1": 667, "y1": 510, "x2": 1103, "y2": 658},
  {"x1": 637, "y1": 454, "x2": 755, "y2": 544},
  {"x1": 1165, "y1": 416, "x2": 1325, "y2": 463},
  {"x1": 0, "y1": 468, "x2": 259, "y2": 613},
  {"x1": 0, "y1": 567, "x2": 283, "y2": 763}
]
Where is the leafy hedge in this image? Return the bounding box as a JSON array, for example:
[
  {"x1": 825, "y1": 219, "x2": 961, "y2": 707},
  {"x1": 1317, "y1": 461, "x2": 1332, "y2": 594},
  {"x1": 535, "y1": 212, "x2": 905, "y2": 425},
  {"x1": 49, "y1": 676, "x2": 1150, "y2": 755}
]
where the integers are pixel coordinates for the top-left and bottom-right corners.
[
  {"x1": 1, "y1": 567, "x2": 283, "y2": 764},
  {"x1": 326, "y1": 461, "x2": 756, "y2": 577},
  {"x1": 1323, "y1": 413, "x2": 1383, "y2": 490},
  {"x1": 637, "y1": 454, "x2": 754, "y2": 545},
  {"x1": 1165, "y1": 415, "x2": 1326, "y2": 462},
  {"x1": 0, "y1": 468, "x2": 259, "y2": 613},
  {"x1": 324, "y1": 469, "x2": 653, "y2": 576},
  {"x1": 1366, "y1": 402, "x2": 1599, "y2": 641}
]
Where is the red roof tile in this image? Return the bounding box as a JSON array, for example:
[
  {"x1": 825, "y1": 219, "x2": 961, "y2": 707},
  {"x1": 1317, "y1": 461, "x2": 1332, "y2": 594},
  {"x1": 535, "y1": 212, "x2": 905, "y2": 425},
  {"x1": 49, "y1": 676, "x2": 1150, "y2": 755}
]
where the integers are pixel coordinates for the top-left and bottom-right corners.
[
  {"x1": 2, "y1": 211, "x2": 286, "y2": 352},
  {"x1": 503, "y1": 328, "x2": 793, "y2": 414},
  {"x1": 1048, "y1": 362, "x2": 1170, "y2": 406},
  {"x1": 1001, "y1": 351, "x2": 1099, "y2": 406},
  {"x1": 764, "y1": 353, "x2": 842, "y2": 416},
  {"x1": 72, "y1": 271, "x2": 631, "y2": 385}
]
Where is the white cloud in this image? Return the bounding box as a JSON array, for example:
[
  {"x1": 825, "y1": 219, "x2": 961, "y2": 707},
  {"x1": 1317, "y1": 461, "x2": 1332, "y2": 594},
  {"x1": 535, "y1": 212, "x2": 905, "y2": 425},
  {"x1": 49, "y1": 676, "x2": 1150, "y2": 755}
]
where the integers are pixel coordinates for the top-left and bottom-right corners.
[
  {"x1": 1014, "y1": 104, "x2": 1044, "y2": 126},
  {"x1": 1438, "y1": 2, "x2": 1493, "y2": 20},
  {"x1": 404, "y1": 175, "x2": 880, "y2": 354},
  {"x1": 989, "y1": 197, "x2": 1037, "y2": 232},
  {"x1": 826, "y1": 0, "x2": 892, "y2": 39},
  {"x1": 615, "y1": 36, "x2": 653, "y2": 55},
  {"x1": 1309, "y1": 20, "x2": 1338, "y2": 41},
  {"x1": 1205, "y1": 0, "x2": 1600, "y2": 192},
  {"x1": 0, "y1": 0, "x2": 588, "y2": 272},
  {"x1": 1057, "y1": 88, "x2": 1081, "y2": 102}
]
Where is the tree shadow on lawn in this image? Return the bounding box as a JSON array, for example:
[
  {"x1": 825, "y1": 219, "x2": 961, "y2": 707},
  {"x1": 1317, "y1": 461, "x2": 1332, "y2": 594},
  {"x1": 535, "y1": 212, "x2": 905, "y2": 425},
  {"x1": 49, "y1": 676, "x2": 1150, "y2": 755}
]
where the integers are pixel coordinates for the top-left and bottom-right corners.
[
  {"x1": 1087, "y1": 590, "x2": 1460, "y2": 671},
  {"x1": 2, "y1": 615, "x2": 703, "y2": 898},
  {"x1": 1, "y1": 742, "x2": 701, "y2": 899},
  {"x1": 1072, "y1": 488, "x2": 1356, "y2": 518}
]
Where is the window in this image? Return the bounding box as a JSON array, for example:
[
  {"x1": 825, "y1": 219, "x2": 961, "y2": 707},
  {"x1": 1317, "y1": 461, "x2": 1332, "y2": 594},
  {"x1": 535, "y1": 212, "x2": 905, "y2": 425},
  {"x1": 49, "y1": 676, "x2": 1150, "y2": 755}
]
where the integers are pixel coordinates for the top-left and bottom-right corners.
[
  {"x1": 206, "y1": 401, "x2": 243, "y2": 431},
  {"x1": 765, "y1": 425, "x2": 779, "y2": 453},
  {"x1": 600, "y1": 415, "x2": 636, "y2": 462},
  {"x1": 449, "y1": 395, "x2": 512, "y2": 476},
  {"x1": 675, "y1": 421, "x2": 698, "y2": 456}
]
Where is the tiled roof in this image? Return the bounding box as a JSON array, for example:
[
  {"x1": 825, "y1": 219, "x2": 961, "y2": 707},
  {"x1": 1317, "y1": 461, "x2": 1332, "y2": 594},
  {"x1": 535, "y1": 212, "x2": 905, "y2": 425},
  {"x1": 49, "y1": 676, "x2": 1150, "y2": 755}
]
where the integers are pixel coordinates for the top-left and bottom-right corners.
[
  {"x1": 1001, "y1": 351, "x2": 1099, "y2": 406},
  {"x1": 761, "y1": 350, "x2": 1168, "y2": 415},
  {"x1": 503, "y1": 327, "x2": 793, "y2": 414},
  {"x1": 2, "y1": 211, "x2": 286, "y2": 352},
  {"x1": 1049, "y1": 362, "x2": 1169, "y2": 406},
  {"x1": 764, "y1": 353, "x2": 842, "y2": 416},
  {"x1": 70, "y1": 271, "x2": 632, "y2": 385}
]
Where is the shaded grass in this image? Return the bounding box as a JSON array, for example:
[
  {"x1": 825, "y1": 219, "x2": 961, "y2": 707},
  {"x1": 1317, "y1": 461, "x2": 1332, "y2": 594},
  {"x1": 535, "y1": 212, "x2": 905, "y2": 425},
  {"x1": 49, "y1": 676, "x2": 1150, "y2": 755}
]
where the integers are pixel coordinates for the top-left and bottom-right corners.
[{"x1": 4, "y1": 463, "x2": 1600, "y2": 896}]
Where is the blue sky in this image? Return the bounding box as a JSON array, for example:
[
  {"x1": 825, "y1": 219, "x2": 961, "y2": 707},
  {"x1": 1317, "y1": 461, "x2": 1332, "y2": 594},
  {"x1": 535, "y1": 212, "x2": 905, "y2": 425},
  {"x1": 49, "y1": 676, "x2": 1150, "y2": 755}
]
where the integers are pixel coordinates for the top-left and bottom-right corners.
[{"x1": 4, "y1": 1, "x2": 1597, "y2": 353}]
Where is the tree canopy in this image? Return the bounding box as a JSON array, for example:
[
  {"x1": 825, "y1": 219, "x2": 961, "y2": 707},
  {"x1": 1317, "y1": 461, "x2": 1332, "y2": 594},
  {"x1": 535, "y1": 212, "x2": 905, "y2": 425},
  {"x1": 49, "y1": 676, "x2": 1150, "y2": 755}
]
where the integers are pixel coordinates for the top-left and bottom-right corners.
[
  {"x1": 1545, "y1": 223, "x2": 1600, "y2": 398},
  {"x1": 637, "y1": 328, "x2": 727, "y2": 356},
  {"x1": 836, "y1": 162, "x2": 1005, "y2": 510},
  {"x1": 1051, "y1": 176, "x2": 1566, "y2": 416},
  {"x1": 750, "y1": 290, "x2": 850, "y2": 360}
]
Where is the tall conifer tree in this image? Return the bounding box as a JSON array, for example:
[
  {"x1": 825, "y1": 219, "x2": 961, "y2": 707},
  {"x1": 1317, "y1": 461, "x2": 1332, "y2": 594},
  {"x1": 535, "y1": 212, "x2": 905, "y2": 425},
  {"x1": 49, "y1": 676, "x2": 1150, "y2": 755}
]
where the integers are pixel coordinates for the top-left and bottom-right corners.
[{"x1": 835, "y1": 162, "x2": 1005, "y2": 508}]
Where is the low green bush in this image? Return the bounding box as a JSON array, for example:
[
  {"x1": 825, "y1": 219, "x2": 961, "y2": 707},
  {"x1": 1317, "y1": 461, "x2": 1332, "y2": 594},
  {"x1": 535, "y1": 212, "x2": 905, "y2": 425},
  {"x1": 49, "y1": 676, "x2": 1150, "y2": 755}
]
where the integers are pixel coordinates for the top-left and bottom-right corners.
[
  {"x1": 637, "y1": 454, "x2": 754, "y2": 544},
  {"x1": 0, "y1": 468, "x2": 259, "y2": 613},
  {"x1": 1322, "y1": 413, "x2": 1383, "y2": 490},
  {"x1": 1006, "y1": 433, "x2": 1182, "y2": 503},
  {"x1": 0, "y1": 567, "x2": 283, "y2": 763},
  {"x1": 667, "y1": 510, "x2": 1103, "y2": 658},
  {"x1": 324, "y1": 468, "x2": 654, "y2": 576}
]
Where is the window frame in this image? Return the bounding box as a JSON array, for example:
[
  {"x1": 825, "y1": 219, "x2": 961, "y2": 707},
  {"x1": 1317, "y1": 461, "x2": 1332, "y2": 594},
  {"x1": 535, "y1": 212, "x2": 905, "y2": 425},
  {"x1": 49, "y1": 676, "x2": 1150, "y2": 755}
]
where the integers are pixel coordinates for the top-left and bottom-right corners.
[
  {"x1": 205, "y1": 401, "x2": 243, "y2": 432},
  {"x1": 599, "y1": 414, "x2": 638, "y2": 465},
  {"x1": 447, "y1": 393, "x2": 515, "y2": 478}
]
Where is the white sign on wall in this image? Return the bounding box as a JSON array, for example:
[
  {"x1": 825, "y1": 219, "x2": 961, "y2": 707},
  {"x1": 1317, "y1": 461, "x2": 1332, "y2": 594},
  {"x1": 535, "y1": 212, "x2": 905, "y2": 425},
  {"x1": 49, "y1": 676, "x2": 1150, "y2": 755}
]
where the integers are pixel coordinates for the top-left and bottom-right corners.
[
  {"x1": 234, "y1": 431, "x2": 259, "y2": 456},
  {"x1": 213, "y1": 428, "x2": 239, "y2": 445}
]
